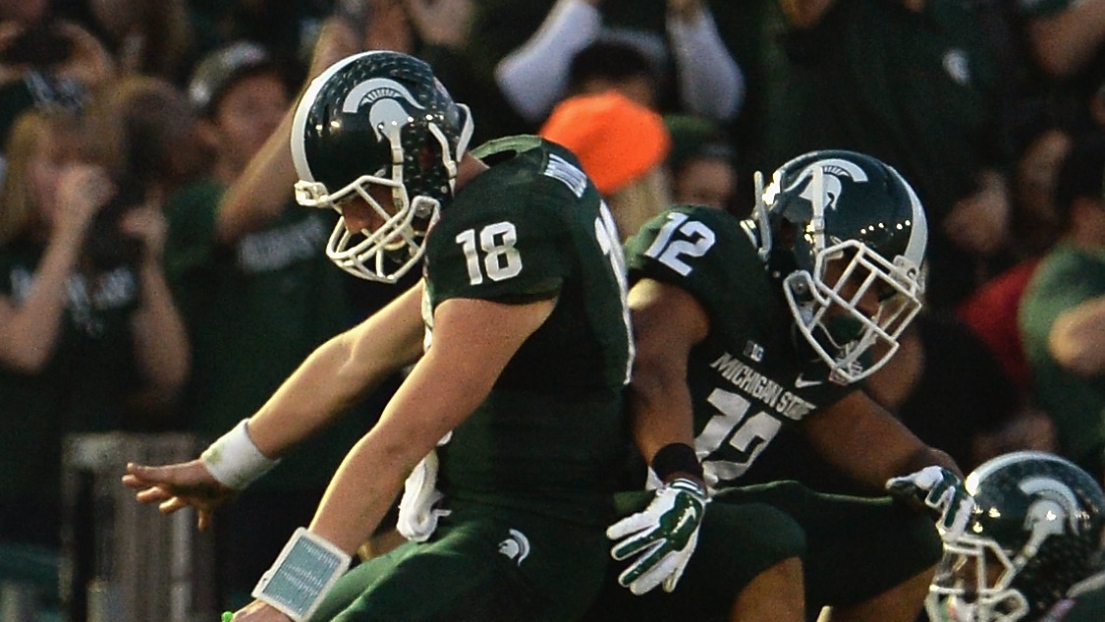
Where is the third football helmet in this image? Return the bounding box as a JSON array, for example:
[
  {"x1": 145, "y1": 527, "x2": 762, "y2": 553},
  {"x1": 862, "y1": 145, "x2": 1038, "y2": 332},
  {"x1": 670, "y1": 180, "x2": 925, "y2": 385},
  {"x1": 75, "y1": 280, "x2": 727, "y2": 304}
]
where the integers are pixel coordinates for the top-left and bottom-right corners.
[
  {"x1": 926, "y1": 451, "x2": 1105, "y2": 622},
  {"x1": 291, "y1": 50, "x2": 474, "y2": 282},
  {"x1": 742, "y1": 149, "x2": 927, "y2": 384}
]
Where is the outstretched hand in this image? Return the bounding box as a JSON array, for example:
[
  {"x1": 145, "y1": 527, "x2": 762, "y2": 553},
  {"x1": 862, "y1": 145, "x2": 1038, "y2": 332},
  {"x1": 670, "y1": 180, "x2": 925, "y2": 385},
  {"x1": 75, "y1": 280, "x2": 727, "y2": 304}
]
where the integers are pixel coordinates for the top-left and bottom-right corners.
[
  {"x1": 121, "y1": 459, "x2": 235, "y2": 531},
  {"x1": 406, "y1": 0, "x2": 474, "y2": 49}
]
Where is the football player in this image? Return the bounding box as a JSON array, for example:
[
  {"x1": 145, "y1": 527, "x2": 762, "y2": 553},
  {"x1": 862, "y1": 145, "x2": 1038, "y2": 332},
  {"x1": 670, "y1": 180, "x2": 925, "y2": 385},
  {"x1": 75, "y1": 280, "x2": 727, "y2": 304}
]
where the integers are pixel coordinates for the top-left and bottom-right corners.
[
  {"x1": 588, "y1": 150, "x2": 976, "y2": 622},
  {"x1": 123, "y1": 48, "x2": 628, "y2": 622},
  {"x1": 927, "y1": 451, "x2": 1105, "y2": 622},
  {"x1": 121, "y1": 50, "x2": 807, "y2": 622}
]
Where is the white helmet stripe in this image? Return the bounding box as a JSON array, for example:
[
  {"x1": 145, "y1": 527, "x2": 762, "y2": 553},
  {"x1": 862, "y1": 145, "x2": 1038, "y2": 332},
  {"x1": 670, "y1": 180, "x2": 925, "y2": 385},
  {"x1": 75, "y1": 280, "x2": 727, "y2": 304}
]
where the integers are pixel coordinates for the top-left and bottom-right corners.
[
  {"x1": 888, "y1": 165, "x2": 928, "y2": 270},
  {"x1": 965, "y1": 450, "x2": 1074, "y2": 493}
]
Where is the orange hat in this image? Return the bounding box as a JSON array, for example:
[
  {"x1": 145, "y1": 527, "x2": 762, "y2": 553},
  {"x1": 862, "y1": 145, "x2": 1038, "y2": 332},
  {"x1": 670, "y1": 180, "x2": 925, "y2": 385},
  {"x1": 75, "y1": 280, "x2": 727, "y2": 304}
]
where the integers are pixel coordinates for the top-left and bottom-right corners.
[{"x1": 539, "y1": 91, "x2": 670, "y2": 195}]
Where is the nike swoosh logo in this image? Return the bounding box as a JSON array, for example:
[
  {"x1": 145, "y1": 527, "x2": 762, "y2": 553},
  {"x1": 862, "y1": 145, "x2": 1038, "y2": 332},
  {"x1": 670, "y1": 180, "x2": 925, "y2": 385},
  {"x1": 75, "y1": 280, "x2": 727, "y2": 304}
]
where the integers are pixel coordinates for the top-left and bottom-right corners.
[{"x1": 795, "y1": 374, "x2": 822, "y2": 388}]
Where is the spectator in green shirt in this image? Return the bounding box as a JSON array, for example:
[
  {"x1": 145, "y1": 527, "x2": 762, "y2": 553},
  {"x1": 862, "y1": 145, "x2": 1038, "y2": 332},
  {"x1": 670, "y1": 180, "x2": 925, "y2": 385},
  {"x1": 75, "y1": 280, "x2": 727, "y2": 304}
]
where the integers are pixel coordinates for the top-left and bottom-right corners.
[{"x1": 1020, "y1": 132, "x2": 1105, "y2": 483}]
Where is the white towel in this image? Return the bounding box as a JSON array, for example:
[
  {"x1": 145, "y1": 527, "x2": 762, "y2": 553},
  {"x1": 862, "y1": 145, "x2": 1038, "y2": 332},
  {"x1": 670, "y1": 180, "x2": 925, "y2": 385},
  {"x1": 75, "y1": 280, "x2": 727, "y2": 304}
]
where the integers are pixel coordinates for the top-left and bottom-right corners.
[{"x1": 396, "y1": 434, "x2": 452, "y2": 542}]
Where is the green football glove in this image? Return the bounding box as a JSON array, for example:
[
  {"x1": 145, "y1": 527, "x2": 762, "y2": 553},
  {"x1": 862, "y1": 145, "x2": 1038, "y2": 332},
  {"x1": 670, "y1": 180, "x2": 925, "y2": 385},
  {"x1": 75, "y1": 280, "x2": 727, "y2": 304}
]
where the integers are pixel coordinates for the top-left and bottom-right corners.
[
  {"x1": 886, "y1": 466, "x2": 974, "y2": 539},
  {"x1": 607, "y1": 478, "x2": 709, "y2": 595}
]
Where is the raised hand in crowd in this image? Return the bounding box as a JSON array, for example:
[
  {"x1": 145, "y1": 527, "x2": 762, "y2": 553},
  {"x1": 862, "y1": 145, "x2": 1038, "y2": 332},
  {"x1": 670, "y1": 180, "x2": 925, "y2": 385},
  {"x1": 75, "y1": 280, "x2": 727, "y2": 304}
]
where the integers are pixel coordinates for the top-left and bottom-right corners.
[
  {"x1": 944, "y1": 169, "x2": 1012, "y2": 257},
  {"x1": 0, "y1": 18, "x2": 114, "y2": 90},
  {"x1": 405, "y1": 0, "x2": 473, "y2": 50}
]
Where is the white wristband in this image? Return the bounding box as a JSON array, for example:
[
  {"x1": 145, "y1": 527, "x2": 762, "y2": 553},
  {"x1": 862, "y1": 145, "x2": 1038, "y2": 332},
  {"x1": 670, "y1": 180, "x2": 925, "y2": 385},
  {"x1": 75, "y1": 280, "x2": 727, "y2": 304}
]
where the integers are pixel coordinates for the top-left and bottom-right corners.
[
  {"x1": 200, "y1": 419, "x2": 279, "y2": 490},
  {"x1": 252, "y1": 527, "x2": 352, "y2": 622}
]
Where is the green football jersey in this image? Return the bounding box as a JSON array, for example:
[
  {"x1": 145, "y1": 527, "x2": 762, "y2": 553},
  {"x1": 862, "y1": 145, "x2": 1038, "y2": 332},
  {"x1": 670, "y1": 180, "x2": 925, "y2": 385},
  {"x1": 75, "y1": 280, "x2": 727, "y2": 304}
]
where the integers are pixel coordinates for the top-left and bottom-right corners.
[
  {"x1": 625, "y1": 205, "x2": 856, "y2": 487},
  {"x1": 424, "y1": 136, "x2": 633, "y2": 524},
  {"x1": 1054, "y1": 575, "x2": 1105, "y2": 622}
]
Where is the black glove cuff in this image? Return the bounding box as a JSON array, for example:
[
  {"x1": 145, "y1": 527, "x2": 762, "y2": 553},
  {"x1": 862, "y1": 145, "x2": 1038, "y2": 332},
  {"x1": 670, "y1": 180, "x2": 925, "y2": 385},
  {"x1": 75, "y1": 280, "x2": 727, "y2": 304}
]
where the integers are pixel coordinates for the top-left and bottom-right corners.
[{"x1": 652, "y1": 443, "x2": 704, "y2": 482}]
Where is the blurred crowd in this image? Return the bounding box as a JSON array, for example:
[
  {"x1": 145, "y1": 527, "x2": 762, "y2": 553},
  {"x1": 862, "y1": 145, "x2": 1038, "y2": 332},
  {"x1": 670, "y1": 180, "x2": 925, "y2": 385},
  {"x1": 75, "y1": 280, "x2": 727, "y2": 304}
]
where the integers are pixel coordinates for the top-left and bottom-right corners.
[{"x1": 2, "y1": 0, "x2": 1105, "y2": 618}]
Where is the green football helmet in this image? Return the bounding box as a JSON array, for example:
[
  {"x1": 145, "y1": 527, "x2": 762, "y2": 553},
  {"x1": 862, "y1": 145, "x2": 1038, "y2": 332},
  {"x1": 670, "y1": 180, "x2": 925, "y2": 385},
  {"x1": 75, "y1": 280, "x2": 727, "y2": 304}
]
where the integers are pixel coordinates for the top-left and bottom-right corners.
[
  {"x1": 291, "y1": 50, "x2": 474, "y2": 283},
  {"x1": 926, "y1": 451, "x2": 1105, "y2": 622},
  {"x1": 743, "y1": 149, "x2": 927, "y2": 384}
]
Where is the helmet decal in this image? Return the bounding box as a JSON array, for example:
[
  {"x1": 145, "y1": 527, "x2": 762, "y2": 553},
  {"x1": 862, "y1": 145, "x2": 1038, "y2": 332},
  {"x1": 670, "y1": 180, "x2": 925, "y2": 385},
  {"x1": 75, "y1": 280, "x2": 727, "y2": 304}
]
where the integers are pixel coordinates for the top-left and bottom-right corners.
[
  {"x1": 792, "y1": 158, "x2": 869, "y2": 214},
  {"x1": 1020, "y1": 476, "x2": 1085, "y2": 560},
  {"x1": 341, "y1": 78, "x2": 425, "y2": 146},
  {"x1": 1020, "y1": 477, "x2": 1082, "y2": 530},
  {"x1": 342, "y1": 77, "x2": 424, "y2": 113}
]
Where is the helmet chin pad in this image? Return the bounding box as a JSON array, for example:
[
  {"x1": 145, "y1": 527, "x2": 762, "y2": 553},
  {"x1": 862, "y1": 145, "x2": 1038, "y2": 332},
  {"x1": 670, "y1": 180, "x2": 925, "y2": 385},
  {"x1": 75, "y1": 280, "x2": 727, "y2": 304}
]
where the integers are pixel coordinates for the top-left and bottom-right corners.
[
  {"x1": 813, "y1": 315, "x2": 865, "y2": 352},
  {"x1": 325, "y1": 216, "x2": 426, "y2": 284}
]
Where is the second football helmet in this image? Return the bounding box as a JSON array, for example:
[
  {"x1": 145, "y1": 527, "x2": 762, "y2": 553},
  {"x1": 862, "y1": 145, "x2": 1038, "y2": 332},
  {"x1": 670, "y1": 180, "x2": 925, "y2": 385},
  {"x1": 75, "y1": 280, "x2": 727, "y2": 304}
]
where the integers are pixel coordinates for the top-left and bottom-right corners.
[
  {"x1": 743, "y1": 149, "x2": 927, "y2": 384},
  {"x1": 291, "y1": 51, "x2": 474, "y2": 282},
  {"x1": 926, "y1": 451, "x2": 1105, "y2": 622}
]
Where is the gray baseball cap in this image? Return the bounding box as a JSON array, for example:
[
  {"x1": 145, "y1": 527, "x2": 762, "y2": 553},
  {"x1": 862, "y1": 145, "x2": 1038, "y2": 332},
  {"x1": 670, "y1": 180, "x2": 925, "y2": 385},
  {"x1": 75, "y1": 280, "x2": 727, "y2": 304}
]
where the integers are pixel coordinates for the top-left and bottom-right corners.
[{"x1": 188, "y1": 41, "x2": 277, "y2": 117}]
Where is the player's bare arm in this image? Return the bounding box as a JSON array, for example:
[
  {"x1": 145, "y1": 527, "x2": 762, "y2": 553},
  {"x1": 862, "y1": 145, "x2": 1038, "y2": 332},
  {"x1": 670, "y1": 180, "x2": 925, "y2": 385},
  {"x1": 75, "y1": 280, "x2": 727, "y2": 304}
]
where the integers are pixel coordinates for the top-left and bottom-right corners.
[
  {"x1": 122, "y1": 280, "x2": 426, "y2": 527},
  {"x1": 614, "y1": 277, "x2": 718, "y2": 597},
  {"x1": 802, "y1": 391, "x2": 962, "y2": 491},
  {"x1": 245, "y1": 280, "x2": 427, "y2": 454},
  {"x1": 628, "y1": 277, "x2": 709, "y2": 463},
  {"x1": 306, "y1": 295, "x2": 555, "y2": 553}
]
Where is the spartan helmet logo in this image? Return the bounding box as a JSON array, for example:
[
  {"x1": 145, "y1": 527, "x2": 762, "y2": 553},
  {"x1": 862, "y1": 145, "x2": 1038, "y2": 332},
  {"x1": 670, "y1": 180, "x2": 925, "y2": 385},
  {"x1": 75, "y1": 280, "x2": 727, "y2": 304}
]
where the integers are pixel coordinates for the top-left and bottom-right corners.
[
  {"x1": 341, "y1": 78, "x2": 426, "y2": 149},
  {"x1": 497, "y1": 529, "x2": 531, "y2": 566},
  {"x1": 791, "y1": 157, "x2": 870, "y2": 213},
  {"x1": 1019, "y1": 476, "x2": 1082, "y2": 558}
]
